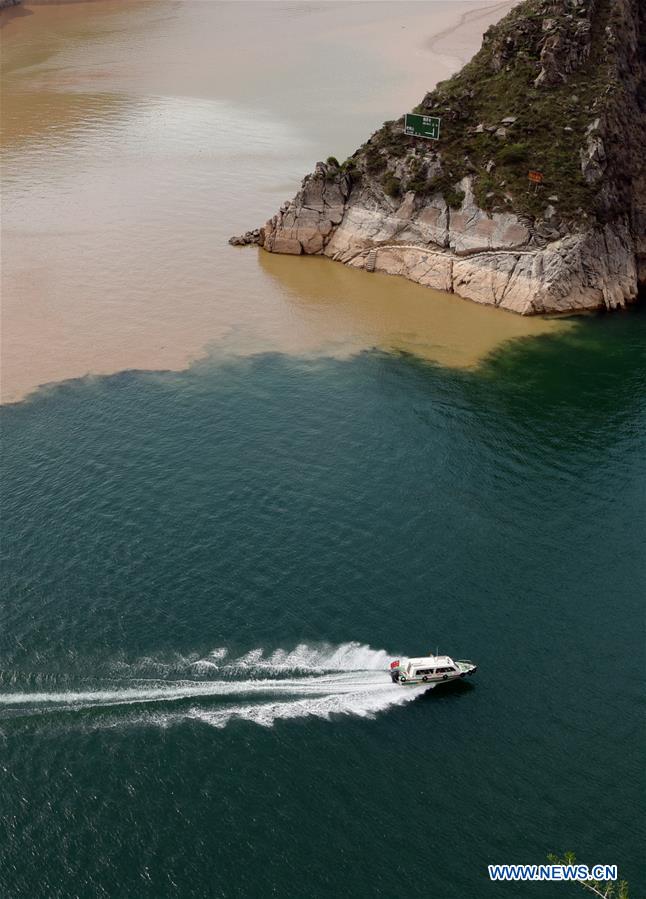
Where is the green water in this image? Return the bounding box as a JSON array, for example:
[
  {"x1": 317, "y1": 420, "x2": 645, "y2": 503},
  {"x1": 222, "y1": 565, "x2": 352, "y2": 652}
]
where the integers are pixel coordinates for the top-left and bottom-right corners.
[{"x1": 1, "y1": 312, "x2": 645, "y2": 898}]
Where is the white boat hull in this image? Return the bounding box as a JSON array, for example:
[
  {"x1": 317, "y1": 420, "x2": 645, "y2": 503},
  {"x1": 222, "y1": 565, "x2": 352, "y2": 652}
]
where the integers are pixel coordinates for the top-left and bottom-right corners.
[{"x1": 389, "y1": 657, "x2": 477, "y2": 686}]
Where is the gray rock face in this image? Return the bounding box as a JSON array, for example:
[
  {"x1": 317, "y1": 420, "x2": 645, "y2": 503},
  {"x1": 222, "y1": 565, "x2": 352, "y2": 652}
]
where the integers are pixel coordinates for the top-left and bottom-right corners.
[
  {"x1": 580, "y1": 135, "x2": 607, "y2": 184},
  {"x1": 263, "y1": 173, "x2": 532, "y2": 258},
  {"x1": 253, "y1": 165, "x2": 638, "y2": 315},
  {"x1": 532, "y1": 0, "x2": 596, "y2": 87},
  {"x1": 237, "y1": 0, "x2": 644, "y2": 316},
  {"x1": 580, "y1": 121, "x2": 608, "y2": 184},
  {"x1": 446, "y1": 178, "x2": 531, "y2": 254},
  {"x1": 340, "y1": 222, "x2": 635, "y2": 315},
  {"x1": 450, "y1": 223, "x2": 636, "y2": 313},
  {"x1": 260, "y1": 163, "x2": 350, "y2": 256}
]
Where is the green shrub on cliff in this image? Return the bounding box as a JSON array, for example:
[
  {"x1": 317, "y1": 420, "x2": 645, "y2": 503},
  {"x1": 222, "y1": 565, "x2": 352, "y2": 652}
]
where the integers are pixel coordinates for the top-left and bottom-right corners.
[
  {"x1": 499, "y1": 143, "x2": 529, "y2": 165},
  {"x1": 444, "y1": 186, "x2": 466, "y2": 209},
  {"x1": 382, "y1": 174, "x2": 402, "y2": 198}
]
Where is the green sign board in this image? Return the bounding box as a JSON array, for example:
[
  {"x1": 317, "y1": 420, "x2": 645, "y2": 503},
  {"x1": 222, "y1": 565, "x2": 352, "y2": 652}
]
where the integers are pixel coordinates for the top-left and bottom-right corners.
[{"x1": 404, "y1": 113, "x2": 441, "y2": 141}]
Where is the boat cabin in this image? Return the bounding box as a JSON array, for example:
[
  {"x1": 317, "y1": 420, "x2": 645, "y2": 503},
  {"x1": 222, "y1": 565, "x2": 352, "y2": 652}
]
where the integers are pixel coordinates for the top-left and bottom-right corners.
[{"x1": 402, "y1": 655, "x2": 459, "y2": 679}]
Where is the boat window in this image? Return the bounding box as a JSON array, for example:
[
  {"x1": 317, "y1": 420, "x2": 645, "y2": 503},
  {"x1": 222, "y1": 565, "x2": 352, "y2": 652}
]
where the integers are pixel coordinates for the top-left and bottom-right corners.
[{"x1": 415, "y1": 667, "x2": 434, "y2": 675}]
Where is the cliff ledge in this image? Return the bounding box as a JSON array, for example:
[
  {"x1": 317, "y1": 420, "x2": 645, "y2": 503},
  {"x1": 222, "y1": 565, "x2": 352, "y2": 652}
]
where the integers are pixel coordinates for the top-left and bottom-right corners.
[{"x1": 232, "y1": 0, "x2": 645, "y2": 315}]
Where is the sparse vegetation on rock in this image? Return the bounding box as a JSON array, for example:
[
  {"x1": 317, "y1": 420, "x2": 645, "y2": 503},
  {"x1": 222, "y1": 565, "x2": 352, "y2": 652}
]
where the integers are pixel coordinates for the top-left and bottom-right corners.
[
  {"x1": 351, "y1": 0, "x2": 643, "y2": 227},
  {"x1": 232, "y1": 0, "x2": 644, "y2": 315}
]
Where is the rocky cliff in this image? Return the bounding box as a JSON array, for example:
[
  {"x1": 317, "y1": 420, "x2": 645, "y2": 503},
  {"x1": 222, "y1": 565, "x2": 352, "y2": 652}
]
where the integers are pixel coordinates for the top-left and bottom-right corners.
[{"x1": 232, "y1": 0, "x2": 645, "y2": 315}]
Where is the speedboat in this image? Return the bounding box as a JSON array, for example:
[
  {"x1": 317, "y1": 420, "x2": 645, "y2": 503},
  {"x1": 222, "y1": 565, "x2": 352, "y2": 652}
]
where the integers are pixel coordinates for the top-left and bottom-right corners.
[{"x1": 389, "y1": 654, "x2": 477, "y2": 686}]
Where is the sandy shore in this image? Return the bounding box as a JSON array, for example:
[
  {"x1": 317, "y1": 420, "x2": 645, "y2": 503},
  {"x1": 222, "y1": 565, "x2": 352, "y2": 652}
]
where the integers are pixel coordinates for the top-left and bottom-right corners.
[{"x1": 1, "y1": 0, "x2": 566, "y2": 408}]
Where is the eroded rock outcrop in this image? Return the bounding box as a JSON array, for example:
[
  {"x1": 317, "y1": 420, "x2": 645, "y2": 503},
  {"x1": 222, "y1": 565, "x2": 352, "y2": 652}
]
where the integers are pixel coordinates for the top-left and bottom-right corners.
[
  {"x1": 259, "y1": 162, "x2": 351, "y2": 255},
  {"x1": 232, "y1": 0, "x2": 645, "y2": 315}
]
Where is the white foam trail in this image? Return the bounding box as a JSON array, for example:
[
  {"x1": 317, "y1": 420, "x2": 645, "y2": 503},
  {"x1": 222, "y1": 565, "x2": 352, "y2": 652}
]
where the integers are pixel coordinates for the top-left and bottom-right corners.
[
  {"x1": 0, "y1": 673, "x2": 392, "y2": 709},
  {"x1": 189, "y1": 647, "x2": 228, "y2": 673},
  {"x1": 104, "y1": 681, "x2": 429, "y2": 732},
  {"x1": 106, "y1": 642, "x2": 392, "y2": 678},
  {"x1": 0, "y1": 644, "x2": 429, "y2": 729},
  {"x1": 201, "y1": 641, "x2": 395, "y2": 674},
  {"x1": 105, "y1": 642, "x2": 397, "y2": 678},
  {"x1": 233, "y1": 642, "x2": 392, "y2": 671},
  {"x1": 189, "y1": 683, "x2": 427, "y2": 729}
]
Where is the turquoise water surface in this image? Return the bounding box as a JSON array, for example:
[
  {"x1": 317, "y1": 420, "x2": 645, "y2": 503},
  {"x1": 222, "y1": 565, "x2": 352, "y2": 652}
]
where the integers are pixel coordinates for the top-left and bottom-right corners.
[{"x1": 1, "y1": 311, "x2": 645, "y2": 897}]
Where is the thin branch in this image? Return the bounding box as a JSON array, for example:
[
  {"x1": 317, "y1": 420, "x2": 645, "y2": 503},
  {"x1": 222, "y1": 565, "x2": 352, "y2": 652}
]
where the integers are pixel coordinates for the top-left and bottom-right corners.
[{"x1": 578, "y1": 883, "x2": 611, "y2": 899}]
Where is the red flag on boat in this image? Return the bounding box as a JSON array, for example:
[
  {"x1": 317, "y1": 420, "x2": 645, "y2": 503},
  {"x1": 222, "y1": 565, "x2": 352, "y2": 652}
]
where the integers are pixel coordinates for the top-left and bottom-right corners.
[{"x1": 390, "y1": 660, "x2": 400, "y2": 669}]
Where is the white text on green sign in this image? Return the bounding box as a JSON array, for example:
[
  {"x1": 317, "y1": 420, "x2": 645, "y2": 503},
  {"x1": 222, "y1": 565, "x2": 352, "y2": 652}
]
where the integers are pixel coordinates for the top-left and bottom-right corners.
[{"x1": 404, "y1": 113, "x2": 441, "y2": 141}]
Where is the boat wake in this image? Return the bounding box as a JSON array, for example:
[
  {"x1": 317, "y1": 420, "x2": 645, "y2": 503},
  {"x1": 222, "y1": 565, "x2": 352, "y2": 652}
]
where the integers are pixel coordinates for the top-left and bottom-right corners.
[{"x1": 0, "y1": 643, "x2": 428, "y2": 730}]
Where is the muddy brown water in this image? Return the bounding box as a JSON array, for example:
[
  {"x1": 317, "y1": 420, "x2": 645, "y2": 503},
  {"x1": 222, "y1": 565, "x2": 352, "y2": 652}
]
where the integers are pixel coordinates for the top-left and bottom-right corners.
[{"x1": 0, "y1": 0, "x2": 566, "y2": 404}]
